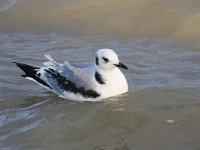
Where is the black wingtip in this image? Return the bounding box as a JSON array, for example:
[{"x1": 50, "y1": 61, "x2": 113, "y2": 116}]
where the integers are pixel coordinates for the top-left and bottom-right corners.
[
  {"x1": 12, "y1": 62, "x2": 39, "y2": 78},
  {"x1": 21, "y1": 75, "x2": 27, "y2": 78},
  {"x1": 13, "y1": 62, "x2": 52, "y2": 89},
  {"x1": 12, "y1": 61, "x2": 22, "y2": 67}
]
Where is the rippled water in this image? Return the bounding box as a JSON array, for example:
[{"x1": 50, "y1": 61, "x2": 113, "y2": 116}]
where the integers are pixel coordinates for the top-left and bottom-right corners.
[
  {"x1": 1, "y1": 31, "x2": 200, "y2": 150},
  {"x1": 1, "y1": 0, "x2": 200, "y2": 150}
]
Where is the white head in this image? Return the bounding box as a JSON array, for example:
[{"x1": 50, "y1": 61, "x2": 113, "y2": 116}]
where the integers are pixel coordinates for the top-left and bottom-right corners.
[{"x1": 95, "y1": 49, "x2": 128, "y2": 71}]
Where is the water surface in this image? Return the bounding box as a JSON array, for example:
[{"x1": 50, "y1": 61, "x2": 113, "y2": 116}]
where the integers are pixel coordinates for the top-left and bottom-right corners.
[{"x1": 1, "y1": 0, "x2": 200, "y2": 150}]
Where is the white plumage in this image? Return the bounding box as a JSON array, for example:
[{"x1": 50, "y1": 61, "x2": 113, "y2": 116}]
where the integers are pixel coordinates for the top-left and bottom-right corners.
[{"x1": 14, "y1": 49, "x2": 128, "y2": 101}]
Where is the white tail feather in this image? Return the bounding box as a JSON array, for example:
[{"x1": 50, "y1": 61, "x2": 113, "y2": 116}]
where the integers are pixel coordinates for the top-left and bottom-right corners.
[{"x1": 44, "y1": 54, "x2": 60, "y2": 67}]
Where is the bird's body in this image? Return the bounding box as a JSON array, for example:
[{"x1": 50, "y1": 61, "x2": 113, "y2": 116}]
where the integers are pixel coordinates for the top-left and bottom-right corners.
[{"x1": 14, "y1": 49, "x2": 128, "y2": 101}]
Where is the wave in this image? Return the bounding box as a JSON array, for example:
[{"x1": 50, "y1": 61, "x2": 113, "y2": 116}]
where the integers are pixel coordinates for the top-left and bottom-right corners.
[{"x1": 0, "y1": 0, "x2": 200, "y2": 49}]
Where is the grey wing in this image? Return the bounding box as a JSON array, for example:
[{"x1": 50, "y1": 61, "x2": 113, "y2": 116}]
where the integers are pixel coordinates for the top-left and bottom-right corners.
[{"x1": 42, "y1": 54, "x2": 95, "y2": 91}]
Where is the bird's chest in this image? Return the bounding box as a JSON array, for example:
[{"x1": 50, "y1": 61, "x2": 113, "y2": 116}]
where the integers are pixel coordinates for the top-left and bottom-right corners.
[{"x1": 98, "y1": 71, "x2": 128, "y2": 97}]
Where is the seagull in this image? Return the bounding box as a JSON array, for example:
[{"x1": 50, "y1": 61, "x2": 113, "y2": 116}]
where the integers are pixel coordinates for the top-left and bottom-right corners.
[{"x1": 13, "y1": 49, "x2": 128, "y2": 101}]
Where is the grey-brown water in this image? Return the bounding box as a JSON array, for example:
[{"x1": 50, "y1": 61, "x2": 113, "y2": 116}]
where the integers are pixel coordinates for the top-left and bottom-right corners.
[{"x1": 1, "y1": 0, "x2": 200, "y2": 150}]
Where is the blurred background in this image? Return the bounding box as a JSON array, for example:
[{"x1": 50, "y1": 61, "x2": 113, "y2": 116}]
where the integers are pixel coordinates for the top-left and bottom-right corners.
[{"x1": 1, "y1": 0, "x2": 200, "y2": 49}]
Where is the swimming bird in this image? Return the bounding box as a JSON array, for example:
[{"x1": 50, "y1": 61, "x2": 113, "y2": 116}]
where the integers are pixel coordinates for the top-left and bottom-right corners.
[{"x1": 13, "y1": 49, "x2": 128, "y2": 101}]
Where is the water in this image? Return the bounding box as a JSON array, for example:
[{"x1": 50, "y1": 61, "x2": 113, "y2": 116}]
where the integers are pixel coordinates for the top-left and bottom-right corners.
[
  {"x1": 0, "y1": 0, "x2": 18, "y2": 12},
  {"x1": 1, "y1": 1, "x2": 200, "y2": 150}
]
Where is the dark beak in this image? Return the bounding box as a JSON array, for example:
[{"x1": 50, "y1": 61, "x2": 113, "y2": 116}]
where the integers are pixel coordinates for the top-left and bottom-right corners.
[{"x1": 114, "y1": 62, "x2": 128, "y2": 70}]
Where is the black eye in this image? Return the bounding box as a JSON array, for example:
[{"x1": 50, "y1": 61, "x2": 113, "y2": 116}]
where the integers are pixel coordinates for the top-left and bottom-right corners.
[{"x1": 102, "y1": 57, "x2": 109, "y2": 63}]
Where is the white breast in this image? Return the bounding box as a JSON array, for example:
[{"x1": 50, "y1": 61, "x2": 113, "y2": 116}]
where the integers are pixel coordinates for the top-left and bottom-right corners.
[{"x1": 96, "y1": 68, "x2": 128, "y2": 99}]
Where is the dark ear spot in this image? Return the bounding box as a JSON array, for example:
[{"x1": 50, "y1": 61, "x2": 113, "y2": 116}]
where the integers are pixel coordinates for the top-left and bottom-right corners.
[
  {"x1": 102, "y1": 57, "x2": 109, "y2": 63},
  {"x1": 95, "y1": 56, "x2": 99, "y2": 65}
]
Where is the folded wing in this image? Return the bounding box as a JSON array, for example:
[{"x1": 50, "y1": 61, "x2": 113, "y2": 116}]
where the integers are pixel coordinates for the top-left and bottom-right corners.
[{"x1": 14, "y1": 54, "x2": 100, "y2": 101}]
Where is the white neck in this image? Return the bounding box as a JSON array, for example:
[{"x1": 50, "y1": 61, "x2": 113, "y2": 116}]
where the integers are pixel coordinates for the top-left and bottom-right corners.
[{"x1": 94, "y1": 66, "x2": 128, "y2": 98}]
